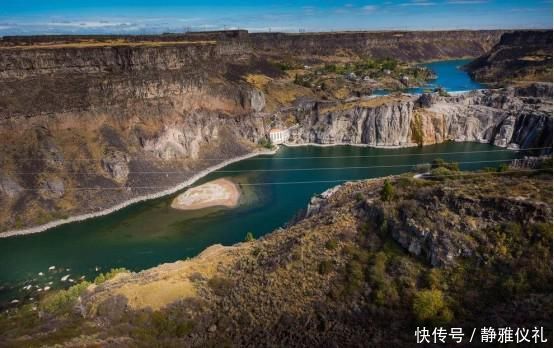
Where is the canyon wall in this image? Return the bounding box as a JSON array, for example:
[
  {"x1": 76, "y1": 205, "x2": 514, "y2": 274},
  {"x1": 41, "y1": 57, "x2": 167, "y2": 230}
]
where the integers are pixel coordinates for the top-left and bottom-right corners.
[
  {"x1": 0, "y1": 30, "x2": 550, "y2": 233},
  {"x1": 0, "y1": 40, "x2": 274, "y2": 232},
  {"x1": 250, "y1": 30, "x2": 506, "y2": 61},
  {"x1": 283, "y1": 85, "x2": 552, "y2": 153}
]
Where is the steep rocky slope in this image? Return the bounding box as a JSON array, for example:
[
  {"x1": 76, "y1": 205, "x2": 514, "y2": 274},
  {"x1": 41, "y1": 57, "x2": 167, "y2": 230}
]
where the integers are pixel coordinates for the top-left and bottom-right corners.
[
  {"x1": 466, "y1": 30, "x2": 553, "y2": 84},
  {"x1": 0, "y1": 40, "x2": 275, "y2": 232},
  {"x1": 0, "y1": 30, "x2": 550, "y2": 234},
  {"x1": 0, "y1": 168, "x2": 551, "y2": 346}
]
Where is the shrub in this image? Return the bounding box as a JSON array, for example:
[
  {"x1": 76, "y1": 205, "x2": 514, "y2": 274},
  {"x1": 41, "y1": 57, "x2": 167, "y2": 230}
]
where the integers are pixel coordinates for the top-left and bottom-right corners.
[
  {"x1": 497, "y1": 163, "x2": 509, "y2": 172},
  {"x1": 369, "y1": 252, "x2": 387, "y2": 286},
  {"x1": 429, "y1": 167, "x2": 456, "y2": 180},
  {"x1": 412, "y1": 289, "x2": 453, "y2": 324},
  {"x1": 425, "y1": 269, "x2": 444, "y2": 290},
  {"x1": 275, "y1": 62, "x2": 295, "y2": 71},
  {"x1": 436, "y1": 88, "x2": 450, "y2": 97},
  {"x1": 381, "y1": 58, "x2": 398, "y2": 71},
  {"x1": 323, "y1": 64, "x2": 337, "y2": 73},
  {"x1": 325, "y1": 239, "x2": 338, "y2": 250},
  {"x1": 94, "y1": 268, "x2": 128, "y2": 285},
  {"x1": 431, "y1": 158, "x2": 459, "y2": 171},
  {"x1": 319, "y1": 260, "x2": 333, "y2": 275},
  {"x1": 345, "y1": 260, "x2": 365, "y2": 294},
  {"x1": 208, "y1": 276, "x2": 234, "y2": 296},
  {"x1": 415, "y1": 163, "x2": 431, "y2": 173},
  {"x1": 41, "y1": 281, "x2": 91, "y2": 314},
  {"x1": 381, "y1": 179, "x2": 394, "y2": 202},
  {"x1": 355, "y1": 192, "x2": 365, "y2": 202},
  {"x1": 257, "y1": 137, "x2": 273, "y2": 149},
  {"x1": 411, "y1": 114, "x2": 424, "y2": 146},
  {"x1": 244, "y1": 232, "x2": 255, "y2": 242}
]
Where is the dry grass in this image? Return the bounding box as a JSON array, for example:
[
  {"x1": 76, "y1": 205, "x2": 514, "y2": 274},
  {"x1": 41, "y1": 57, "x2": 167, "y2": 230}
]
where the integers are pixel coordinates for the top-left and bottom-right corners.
[
  {"x1": 320, "y1": 95, "x2": 411, "y2": 113},
  {"x1": 90, "y1": 244, "x2": 248, "y2": 310},
  {"x1": 245, "y1": 74, "x2": 273, "y2": 89}
]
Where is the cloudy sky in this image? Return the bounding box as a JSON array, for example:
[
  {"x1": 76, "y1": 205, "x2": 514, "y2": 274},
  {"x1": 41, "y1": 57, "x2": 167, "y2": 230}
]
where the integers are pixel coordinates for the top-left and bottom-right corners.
[{"x1": 0, "y1": 0, "x2": 551, "y2": 35}]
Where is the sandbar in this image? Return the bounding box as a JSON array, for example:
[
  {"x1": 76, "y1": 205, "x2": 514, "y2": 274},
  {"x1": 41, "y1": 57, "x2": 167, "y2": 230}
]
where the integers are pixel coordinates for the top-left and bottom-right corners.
[{"x1": 171, "y1": 178, "x2": 240, "y2": 210}]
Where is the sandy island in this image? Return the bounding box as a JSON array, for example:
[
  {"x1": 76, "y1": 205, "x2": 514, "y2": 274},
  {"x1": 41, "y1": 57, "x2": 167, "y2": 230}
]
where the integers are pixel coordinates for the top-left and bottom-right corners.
[{"x1": 171, "y1": 178, "x2": 240, "y2": 210}]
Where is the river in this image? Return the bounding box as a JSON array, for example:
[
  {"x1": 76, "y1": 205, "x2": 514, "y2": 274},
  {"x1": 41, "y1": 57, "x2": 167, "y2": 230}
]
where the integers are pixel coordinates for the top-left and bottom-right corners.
[
  {"x1": 0, "y1": 143, "x2": 523, "y2": 306},
  {"x1": 0, "y1": 59, "x2": 505, "y2": 307},
  {"x1": 374, "y1": 58, "x2": 484, "y2": 95}
]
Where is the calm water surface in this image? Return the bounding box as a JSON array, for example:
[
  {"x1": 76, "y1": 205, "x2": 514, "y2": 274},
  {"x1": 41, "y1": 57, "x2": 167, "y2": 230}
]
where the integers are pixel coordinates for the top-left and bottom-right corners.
[
  {"x1": 0, "y1": 142, "x2": 521, "y2": 305},
  {"x1": 374, "y1": 58, "x2": 484, "y2": 95}
]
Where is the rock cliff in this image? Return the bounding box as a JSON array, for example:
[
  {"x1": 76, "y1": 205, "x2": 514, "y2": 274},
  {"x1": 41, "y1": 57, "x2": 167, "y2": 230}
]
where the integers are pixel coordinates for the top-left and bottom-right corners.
[
  {"x1": 284, "y1": 85, "x2": 552, "y2": 153},
  {"x1": 251, "y1": 30, "x2": 505, "y2": 61},
  {"x1": 0, "y1": 30, "x2": 550, "y2": 233}
]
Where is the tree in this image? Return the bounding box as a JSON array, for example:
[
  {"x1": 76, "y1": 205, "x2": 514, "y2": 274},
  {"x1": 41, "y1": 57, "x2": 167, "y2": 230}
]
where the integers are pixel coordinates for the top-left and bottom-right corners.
[
  {"x1": 381, "y1": 179, "x2": 394, "y2": 202},
  {"x1": 244, "y1": 232, "x2": 255, "y2": 242}
]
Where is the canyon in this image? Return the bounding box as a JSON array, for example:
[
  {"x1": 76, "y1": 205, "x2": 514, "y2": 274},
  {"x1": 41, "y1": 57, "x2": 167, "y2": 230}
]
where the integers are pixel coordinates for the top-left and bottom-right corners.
[
  {"x1": 0, "y1": 30, "x2": 551, "y2": 234},
  {"x1": 0, "y1": 27, "x2": 552, "y2": 347}
]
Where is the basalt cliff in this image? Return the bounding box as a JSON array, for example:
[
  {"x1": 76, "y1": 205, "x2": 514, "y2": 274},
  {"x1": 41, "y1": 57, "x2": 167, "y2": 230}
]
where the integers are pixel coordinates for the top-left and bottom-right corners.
[
  {"x1": 279, "y1": 85, "x2": 552, "y2": 150},
  {"x1": 0, "y1": 30, "x2": 552, "y2": 234}
]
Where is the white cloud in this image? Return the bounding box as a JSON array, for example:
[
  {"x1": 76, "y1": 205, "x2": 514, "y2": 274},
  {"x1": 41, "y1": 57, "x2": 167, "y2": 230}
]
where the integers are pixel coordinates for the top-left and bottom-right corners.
[
  {"x1": 447, "y1": 0, "x2": 488, "y2": 4},
  {"x1": 398, "y1": 1, "x2": 436, "y2": 6},
  {"x1": 362, "y1": 5, "x2": 379, "y2": 12}
]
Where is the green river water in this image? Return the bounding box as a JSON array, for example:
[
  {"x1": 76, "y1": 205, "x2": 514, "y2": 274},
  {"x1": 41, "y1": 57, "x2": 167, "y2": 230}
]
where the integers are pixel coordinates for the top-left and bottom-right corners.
[{"x1": 0, "y1": 142, "x2": 523, "y2": 306}]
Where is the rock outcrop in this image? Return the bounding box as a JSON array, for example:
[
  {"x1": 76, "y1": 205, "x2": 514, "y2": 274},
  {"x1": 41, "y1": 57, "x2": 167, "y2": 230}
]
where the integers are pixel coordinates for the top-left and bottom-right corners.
[
  {"x1": 466, "y1": 30, "x2": 553, "y2": 84},
  {"x1": 284, "y1": 85, "x2": 552, "y2": 153}
]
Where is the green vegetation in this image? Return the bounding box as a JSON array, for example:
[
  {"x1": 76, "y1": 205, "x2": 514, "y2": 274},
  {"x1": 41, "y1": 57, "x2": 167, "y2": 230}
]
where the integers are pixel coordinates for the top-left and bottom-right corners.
[
  {"x1": 412, "y1": 289, "x2": 453, "y2": 324},
  {"x1": 257, "y1": 137, "x2": 273, "y2": 149},
  {"x1": 94, "y1": 268, "x2": 128, "y2": 285},
  {"x1": 319, "y1": 260, "x2": 333, "y2": 275},
  {"x1": 380, "y1": 179, "x2": 394, "y2": 202},
  {"x1": 41, "y1": 281, "x2": 91, "y2": 314},
  {"x1": 293, "y1": 57, "x2": 435, "y2": 90},
  {"x1": 325, "y1": 239, "x2": 338, "y2": 250},
  {"x1": 244, "y1": 232, "x2": 255, "y2": 242},
  {"x1": 429, "y1": 158, "x2": 461, "y2": 180},
  {"x1": 274, "y1": 61, "x2": 299, "y2": 71},
  {"x1": 1, "y1": 172, "x2": 550, "y2": 346},
  {"x1": 431, "y1": 158, "x2": 459, "y2": 171},
  {"x1": 435, "y1": 87, "x2": 450, "y2": 97}
]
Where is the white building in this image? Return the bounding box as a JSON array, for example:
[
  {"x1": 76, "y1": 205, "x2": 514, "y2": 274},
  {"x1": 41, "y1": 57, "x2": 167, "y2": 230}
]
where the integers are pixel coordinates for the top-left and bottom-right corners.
[{"x1": 269, "y1": 128, "x2": 290, "y2": 145}]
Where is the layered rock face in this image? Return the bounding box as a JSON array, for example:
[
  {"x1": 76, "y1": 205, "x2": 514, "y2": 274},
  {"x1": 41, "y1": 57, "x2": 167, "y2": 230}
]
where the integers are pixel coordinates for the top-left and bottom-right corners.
[
  {"x1": 284, "y1": 85, "x2": 553, "y2": 153},
  {"x1": 466, "y1": 30, "x2": 553, "y2": 84},
  {"x1": 0, "y1": 31, "x2": 550, "y2": 233},
  {"x1": 251, "y1": 30, "x2": 505, "y2": 61},
  {"x1": 0, "y1": 41, "x2": 272, "y2": 232}
]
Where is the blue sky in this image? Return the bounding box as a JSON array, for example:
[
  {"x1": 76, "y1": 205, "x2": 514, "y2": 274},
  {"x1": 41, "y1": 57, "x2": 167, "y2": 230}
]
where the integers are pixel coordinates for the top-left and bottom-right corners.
[{"x1": 0, "y1": 0, "x2": 551, "y2": 35}]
